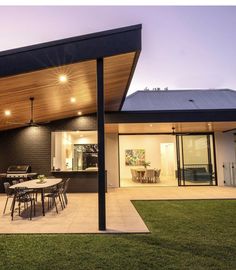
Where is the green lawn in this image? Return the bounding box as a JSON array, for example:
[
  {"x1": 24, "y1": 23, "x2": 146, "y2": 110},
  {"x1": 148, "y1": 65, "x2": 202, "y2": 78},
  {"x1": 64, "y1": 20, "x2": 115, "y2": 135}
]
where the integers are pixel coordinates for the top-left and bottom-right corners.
[{"x1": 0, "y1": 200, "x2": 236, "y2": 270}]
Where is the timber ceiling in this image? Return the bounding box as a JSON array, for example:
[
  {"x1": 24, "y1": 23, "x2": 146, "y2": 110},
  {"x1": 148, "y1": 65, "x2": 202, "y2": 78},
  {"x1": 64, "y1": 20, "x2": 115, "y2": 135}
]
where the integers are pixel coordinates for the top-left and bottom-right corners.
[{"x1": 0, "y1": 52, "x2": 136, "y2": 130}]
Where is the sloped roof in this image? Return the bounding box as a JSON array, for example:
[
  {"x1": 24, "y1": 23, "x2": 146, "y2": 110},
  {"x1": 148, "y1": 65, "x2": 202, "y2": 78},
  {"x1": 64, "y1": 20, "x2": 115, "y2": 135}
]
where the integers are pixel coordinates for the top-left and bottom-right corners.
[
  {"x1": 122, "y1": 89, "x2": 236, "y2": 111},
  {"x1": 0, "y1": 25, "x2": 141, "y2": 131}
]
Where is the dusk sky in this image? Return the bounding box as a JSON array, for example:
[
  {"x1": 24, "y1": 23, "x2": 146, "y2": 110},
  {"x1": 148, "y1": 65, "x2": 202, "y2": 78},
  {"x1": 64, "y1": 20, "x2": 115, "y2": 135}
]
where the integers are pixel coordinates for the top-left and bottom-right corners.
[{"x1": 0, "y1": 6, "x2": 236, "y2": 94}]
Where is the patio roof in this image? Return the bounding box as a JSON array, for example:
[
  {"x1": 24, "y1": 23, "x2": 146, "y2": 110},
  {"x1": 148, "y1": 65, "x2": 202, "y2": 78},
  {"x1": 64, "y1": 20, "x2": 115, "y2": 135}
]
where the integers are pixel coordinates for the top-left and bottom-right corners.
[{"x1": 0, "y1": 25, "x2": 141, "y2": 131}]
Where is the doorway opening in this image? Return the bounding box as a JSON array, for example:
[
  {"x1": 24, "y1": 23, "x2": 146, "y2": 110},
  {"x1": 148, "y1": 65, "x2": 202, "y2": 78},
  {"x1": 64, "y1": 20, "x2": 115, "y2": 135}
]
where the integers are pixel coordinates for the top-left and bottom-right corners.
[
  {"x1": 176, "y1": 134, "x2": 216, "y2": 186},
  {"x1": 119, "y1": 134, "x2": 177, "y2": 187}
]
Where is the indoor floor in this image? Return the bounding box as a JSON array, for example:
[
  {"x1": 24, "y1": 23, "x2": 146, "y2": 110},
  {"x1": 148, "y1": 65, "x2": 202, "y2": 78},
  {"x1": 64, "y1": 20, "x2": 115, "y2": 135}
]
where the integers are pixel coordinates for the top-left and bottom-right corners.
[{"x1": 120, "y1": 176, "x2": 177, "y2": 187}]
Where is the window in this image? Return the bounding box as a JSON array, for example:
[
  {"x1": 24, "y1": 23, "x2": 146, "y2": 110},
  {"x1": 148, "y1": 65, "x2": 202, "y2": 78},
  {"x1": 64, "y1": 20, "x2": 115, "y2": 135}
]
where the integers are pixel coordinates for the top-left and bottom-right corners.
[{"x1": 51, "y1": 131, "x2": 98, "y2": 171}]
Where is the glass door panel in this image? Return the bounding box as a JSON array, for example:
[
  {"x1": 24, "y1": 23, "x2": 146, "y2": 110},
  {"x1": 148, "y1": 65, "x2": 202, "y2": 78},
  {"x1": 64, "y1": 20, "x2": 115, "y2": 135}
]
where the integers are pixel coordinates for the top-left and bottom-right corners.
[{"x1": 177, "y1": 134, "x2": 216, "y2": 186}]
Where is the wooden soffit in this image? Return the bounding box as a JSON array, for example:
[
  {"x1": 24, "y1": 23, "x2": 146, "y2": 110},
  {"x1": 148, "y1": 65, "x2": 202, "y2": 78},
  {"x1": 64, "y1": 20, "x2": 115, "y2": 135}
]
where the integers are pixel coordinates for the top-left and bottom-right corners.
[
  {"x1": 0, "y1": 25, "x2": 141, "y2": 130},
  {"x1": 105, "y1": 122, "x2": 236, "y2": 134}
]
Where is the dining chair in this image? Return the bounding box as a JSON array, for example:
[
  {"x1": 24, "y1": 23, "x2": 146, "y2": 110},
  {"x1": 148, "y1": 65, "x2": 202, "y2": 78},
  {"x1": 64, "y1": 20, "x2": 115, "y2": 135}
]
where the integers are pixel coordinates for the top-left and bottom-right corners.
[
  {"x1": 3, "y1": 182, "x2": 14, "y2": 214},
  {"x1": 12, "y1": 180, "x2": 19, "y2": 185},
  {"x1": 134, "y1": 169, "x2": 144, "y2": 183},
  {"x1": 144, "y1": 169, "x2": 156, "y2": 183},
  {"x1": 44, "y1": 187, "x2": 63, "y2": 214},
  {"x1": 155, "y1": 169, "x2": 161, "y2": 183},
  {"x1": 134, "y1": 170, "x2": 141, "y2": 182},
  {"x1": 61, "y1": 178, "x2": 70, "y2": 206},
  {"x1": 130, "y1": 169, "x2": 137, "y2": 182},
  {"x1": 11, "y1": 187, "x2": 36, "y2": 220},
  {"x1": 44, "y1": 179, "x2": 69, "y2": 213}
]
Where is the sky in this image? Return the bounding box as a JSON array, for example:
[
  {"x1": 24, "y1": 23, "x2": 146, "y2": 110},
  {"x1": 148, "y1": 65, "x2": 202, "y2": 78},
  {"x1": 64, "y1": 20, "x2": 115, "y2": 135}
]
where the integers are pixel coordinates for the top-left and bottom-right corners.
[{"x1": 0, "y1": 6, "x2": 236, "y2": 94}]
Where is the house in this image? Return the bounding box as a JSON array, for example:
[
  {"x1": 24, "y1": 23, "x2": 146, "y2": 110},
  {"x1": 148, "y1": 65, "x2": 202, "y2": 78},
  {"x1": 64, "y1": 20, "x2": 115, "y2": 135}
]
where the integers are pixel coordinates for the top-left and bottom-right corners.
[
  {"x1": 0, "y1": 25, "x2": 235, "y2": 230},
  {"x1": 119, "y1": 89, "x2": 236, "y2": 187}
]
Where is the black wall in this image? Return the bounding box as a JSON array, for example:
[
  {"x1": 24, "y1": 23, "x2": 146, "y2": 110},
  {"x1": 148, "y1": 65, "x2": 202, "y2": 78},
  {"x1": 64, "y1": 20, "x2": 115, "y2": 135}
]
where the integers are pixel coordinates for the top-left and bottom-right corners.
[
  {"x1": 0, "y1": 126, "x2": 51, "y2": 175},
  {"x1": 0, "y1": 115, "x2": 97, "y2": 175}
]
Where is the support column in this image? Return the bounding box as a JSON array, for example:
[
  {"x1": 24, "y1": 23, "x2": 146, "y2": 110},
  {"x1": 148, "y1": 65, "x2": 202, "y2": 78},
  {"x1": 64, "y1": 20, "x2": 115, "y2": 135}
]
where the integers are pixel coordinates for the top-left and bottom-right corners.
[{"x1": 96, "y1": 58, "x2": 106, "y2": 231}]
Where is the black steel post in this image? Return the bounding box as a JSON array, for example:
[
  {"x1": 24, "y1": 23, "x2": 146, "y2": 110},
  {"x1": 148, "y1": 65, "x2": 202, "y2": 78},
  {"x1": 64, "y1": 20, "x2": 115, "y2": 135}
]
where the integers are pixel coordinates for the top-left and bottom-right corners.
[{"x1": 96, "y1": 58, "x2": 106, "y2": 231}]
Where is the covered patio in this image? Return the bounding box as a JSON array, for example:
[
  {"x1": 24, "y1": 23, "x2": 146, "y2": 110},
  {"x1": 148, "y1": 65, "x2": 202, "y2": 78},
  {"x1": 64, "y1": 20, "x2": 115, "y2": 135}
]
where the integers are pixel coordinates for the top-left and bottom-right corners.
[{"x1": 0, "y1": 25, "x2": 141, "y2": 231}]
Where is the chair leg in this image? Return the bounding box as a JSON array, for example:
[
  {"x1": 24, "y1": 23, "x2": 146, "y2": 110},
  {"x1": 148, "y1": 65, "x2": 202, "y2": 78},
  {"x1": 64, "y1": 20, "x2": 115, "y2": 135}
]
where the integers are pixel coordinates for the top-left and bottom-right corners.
[
  {"x1": 58, "y1": 194, "x2": 64, "y2": 210},
  {"x1": 60, "y1": 193, "x2": 66, "y2": 208},
  {"x1": 54, "y1": 197, "x2": 58, "y2": 214},
  {"x1": 50, "y1": 197, "x2": 53, "y2": 208},
  {"x1": 3, "y1": 197, "x2": 9, "y2": 214},
  {"x1": 10, "y1": 199, "x2": 14, "y2": 211},
  {"x1": 26, "y1": 202, "x2": 29, "y2": 220},
  {"x1": 33, "y1": 200, "x2": 36, "y2": 216},
  {"x1": 11, "y1": 196, "x2": 16, "y2": 221},
  {"x1": 30, "y1": 201, "x2": 32, "y2": 220},
  {"x1": 63, "y1": 193, "x2": 68, "y2": 205},
  {"x1": 18, "y1": 202, "x2": 21, "y2": 216}
]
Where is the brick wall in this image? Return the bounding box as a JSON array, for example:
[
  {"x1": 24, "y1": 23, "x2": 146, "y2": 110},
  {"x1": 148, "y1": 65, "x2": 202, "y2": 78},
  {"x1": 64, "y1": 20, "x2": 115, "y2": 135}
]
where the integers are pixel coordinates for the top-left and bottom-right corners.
[{"x1": 0, "y1": 115, "x2": 97, "y2": 175}]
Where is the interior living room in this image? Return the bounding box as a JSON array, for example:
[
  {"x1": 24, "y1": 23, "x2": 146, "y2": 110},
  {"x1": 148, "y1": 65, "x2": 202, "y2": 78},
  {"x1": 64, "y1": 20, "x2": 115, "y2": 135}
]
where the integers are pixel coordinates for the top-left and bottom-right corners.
[{"x1": 119, "y1": 134, "x2": 177, "y2": 187}]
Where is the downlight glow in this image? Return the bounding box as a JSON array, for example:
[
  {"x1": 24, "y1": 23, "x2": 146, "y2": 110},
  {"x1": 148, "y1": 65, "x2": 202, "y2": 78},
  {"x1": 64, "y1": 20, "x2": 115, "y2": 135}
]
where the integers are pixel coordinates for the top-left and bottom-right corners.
[
  {"x1": 70, "y1": 97, "x2": 76, "y2": 103},
  {"x1": 4, "y1": 110, "x2": 11, "y2": 116},
  {"x1": 59, "y1": 74, "x2": 68, "y2": 83}
]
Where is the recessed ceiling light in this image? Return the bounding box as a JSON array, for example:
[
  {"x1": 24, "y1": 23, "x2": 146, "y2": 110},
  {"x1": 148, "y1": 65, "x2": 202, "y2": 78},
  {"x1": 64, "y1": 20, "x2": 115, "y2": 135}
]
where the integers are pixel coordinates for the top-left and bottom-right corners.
[
  {"x1": 4, "y1": 110, "x2": 11, "y2": 116},
  {"x1": 59, "y1": 74, "x2": 68, "y2": 83},
  {"x1": 78, "y1": 111, "x2": 82, "y2": 116},
  {"x1": 70, "y1": 97, "x2": 76, "y2": 103},
  {"x1": 79, "y1": 134, "x2": 83, "y2": 138},
  {"x1": 149, "y1": 124, "x2": 153, "y2": 127}
]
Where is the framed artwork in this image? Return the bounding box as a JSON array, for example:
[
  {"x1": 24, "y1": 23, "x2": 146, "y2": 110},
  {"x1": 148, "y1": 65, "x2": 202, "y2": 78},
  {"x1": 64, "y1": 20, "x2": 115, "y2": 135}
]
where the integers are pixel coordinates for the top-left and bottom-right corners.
[{"x1": 125, "y1": 149, "x2": 145, "y2": 166}]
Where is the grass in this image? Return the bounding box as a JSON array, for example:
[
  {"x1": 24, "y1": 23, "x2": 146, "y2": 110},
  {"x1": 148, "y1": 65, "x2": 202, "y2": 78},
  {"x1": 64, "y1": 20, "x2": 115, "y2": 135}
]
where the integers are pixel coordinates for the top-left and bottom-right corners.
[{"x1": 0, "y1": 200, "x2": 236, "y2": 270}]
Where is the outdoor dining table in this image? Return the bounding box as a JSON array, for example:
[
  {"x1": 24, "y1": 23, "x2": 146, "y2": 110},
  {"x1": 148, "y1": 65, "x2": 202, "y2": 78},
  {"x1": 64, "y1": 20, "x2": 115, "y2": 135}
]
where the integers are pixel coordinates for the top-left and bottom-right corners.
[{"x1": 9, "y1": 178, "x2": 62, "y2": 216}]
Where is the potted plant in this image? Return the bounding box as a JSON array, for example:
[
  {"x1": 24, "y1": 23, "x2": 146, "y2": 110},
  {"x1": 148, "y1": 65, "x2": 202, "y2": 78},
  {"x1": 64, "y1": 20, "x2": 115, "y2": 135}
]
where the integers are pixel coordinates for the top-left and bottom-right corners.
[
  {"x1": 143, "y1": 161, "x2": 151, "y2": 169},
  {"x1": 37, "y1": 174, "x2": 46, "y2": 183}
]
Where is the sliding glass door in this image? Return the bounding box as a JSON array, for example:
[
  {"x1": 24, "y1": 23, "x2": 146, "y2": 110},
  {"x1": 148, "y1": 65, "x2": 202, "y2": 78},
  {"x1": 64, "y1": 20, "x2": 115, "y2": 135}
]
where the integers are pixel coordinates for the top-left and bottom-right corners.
[{"x1": 176, "y1": 134, "x2": 216, "y2": 186}]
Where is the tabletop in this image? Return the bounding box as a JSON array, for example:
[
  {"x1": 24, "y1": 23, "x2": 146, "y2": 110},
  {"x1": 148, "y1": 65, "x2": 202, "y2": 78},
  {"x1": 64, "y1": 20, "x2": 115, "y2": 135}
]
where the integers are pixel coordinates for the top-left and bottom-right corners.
[
  {"x1": 9, "y1": 178, "x2": 62, "y2": 189},
  {"x1": 134, "y1": 168, "x2": 151, "y2": 172}
]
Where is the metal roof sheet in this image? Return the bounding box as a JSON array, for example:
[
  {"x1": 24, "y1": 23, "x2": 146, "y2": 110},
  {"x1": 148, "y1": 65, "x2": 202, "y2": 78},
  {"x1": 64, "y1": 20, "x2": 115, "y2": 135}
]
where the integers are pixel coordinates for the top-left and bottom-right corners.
[{"x1": 122, "y1": 89, "x2": 236, "y2": 111}]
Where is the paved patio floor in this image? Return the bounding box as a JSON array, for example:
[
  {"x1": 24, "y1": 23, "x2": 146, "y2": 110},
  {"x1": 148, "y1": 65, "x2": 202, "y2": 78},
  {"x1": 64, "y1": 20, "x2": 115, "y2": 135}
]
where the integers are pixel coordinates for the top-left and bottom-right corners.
[{"x1": 0, "y1": 186, "x2": 235, "y2": 234}]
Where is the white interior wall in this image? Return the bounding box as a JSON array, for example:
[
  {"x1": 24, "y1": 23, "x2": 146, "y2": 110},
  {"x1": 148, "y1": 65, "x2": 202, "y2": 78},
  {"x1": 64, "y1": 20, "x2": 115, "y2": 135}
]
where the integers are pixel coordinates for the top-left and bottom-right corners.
[
  {"x1": 54, "y1": 132, "x2": 73, "y2": 170},
  {"x1": 53, "y1": 132, "x2": 62, "y2": 170},
  {"x1": 119, "y1": 135, "x2": 177, "y2": 180},
  {"x1": 215, "y1": 132, "x2": 235, "y2": 186},
  {"x1": 105, "y1": 134, "x2": 119, "y2": 188},
  {"x1": 73, "y1": 133, "x2": 97, "y2": 144}
]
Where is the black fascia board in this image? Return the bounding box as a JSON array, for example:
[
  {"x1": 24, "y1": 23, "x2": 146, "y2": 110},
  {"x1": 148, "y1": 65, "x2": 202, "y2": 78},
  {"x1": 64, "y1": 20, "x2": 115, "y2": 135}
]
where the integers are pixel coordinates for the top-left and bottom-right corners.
[
  {"x1": 105, "y1": 109, "x2": 236, "y2": 123},
  {"x1": 0, "y1": 24, "x2": 141, "y2": 77}
]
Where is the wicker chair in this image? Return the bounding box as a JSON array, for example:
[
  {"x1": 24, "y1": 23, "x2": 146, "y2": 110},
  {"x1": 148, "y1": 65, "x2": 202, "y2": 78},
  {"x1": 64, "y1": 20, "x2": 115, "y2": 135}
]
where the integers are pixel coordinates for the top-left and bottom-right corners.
[
  {"x1": 144, "y1": 169, "x2": 156, "y2": 183},
  {"x1": 155, "y1": 169, "x2": 161, "y2": 183},
  {"x1": 130, "y1": 169, "x2": 137, "y2": 182}
]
